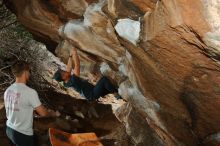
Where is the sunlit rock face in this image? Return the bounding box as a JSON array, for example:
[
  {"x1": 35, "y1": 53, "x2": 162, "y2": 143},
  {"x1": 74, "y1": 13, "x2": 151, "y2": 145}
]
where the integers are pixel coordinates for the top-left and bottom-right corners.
[{"x1": 4, "y1": 0, "x2": 220, "y2": 145}]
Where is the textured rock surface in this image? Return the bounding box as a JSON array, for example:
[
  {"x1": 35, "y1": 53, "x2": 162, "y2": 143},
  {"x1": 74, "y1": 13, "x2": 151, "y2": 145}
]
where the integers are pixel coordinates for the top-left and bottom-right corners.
[{"x1": 3, "y1": 0, "x2": 220, "y2": 145}]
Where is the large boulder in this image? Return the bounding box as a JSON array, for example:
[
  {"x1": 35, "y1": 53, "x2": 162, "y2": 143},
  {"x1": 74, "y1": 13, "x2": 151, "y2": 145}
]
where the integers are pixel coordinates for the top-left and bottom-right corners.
[{"x1": 4, "y1": 0, "x2": 220, "y2": 145}]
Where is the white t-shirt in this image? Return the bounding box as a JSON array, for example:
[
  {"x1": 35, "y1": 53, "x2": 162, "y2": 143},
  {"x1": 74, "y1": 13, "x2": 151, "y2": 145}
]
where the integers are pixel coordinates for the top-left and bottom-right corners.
[{"x1": 4, "y1": 83, "x2": 41, "y2": 136}]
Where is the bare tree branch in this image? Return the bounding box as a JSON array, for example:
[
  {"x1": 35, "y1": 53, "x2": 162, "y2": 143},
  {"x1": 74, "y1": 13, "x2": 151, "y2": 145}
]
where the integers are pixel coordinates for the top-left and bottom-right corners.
[
  {"x1": 0, "y1": 81, "x2": 12, "y2": 86},
  {"x1": 8, "y1": 51, "x2": 20, "y2": 60},
  {"x1": 0, "y1": 64, "x2": 12, "y2": 71},
  {"x1": 0, "y1": 20, "x2": 17, "y2": 30}
]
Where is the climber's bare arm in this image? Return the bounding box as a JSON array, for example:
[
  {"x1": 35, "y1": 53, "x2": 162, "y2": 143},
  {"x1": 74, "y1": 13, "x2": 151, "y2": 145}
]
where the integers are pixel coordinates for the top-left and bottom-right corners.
[
  {"x1": 66, "y1": 47, "x2": 80, "y2": 76},
  {"x1": 66, "y1": 52, "x2": 73, "y2": 73},
  {"x1": 72, "y1": 48, "x2": 80, "y2": 76}
]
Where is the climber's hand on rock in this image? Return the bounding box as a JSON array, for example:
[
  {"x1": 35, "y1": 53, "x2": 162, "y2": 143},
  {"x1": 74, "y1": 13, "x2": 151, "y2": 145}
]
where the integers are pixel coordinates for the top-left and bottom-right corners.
[
  {"x1": 70, "y1": 47, "x2": 77, "y2": 56},
  {"x1": 72, "y1": 47, "x2": 77, "y2": 55}
]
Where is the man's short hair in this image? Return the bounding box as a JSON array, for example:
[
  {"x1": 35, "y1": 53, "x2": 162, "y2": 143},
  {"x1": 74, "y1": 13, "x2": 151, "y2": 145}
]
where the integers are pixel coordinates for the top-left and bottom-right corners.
[
  {"x1": 53, "y1": 69, "x2": 64, "y2": 82},
  {"x1": 11, "y1": 60, "x2": 30, "y2": 77}
]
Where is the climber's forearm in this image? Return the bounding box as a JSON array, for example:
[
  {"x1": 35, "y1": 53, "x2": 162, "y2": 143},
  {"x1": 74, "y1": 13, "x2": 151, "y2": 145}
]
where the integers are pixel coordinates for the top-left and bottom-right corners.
[
  {"x1": 66, "y1": 55, "x2": 73, "y2": 73},
  {"x1": 73, "y1": 49, "x2": 80, "y2": 76}
]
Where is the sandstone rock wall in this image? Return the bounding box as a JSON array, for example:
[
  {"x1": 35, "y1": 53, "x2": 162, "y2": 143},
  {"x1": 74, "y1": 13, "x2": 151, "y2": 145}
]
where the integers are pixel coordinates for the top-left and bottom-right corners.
[{"x1": 3, "y1": 0, "x2": 220, "y2": 145}]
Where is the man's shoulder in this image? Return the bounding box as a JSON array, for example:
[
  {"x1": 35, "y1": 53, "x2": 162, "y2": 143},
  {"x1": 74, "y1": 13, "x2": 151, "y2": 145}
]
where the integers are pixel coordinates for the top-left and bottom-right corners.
[
  {"x1": 6, "y1": 83, "x2": 15, "y2": 89},
  {"x1": 4, "y1": 83, "x2": 15, "y2": 93},
  {"x1": 14, "y1": 84, "x2": 37, "y2": 95},
  {"x1": 24, "y1": 86, "x2": 37, "y2": 94}
]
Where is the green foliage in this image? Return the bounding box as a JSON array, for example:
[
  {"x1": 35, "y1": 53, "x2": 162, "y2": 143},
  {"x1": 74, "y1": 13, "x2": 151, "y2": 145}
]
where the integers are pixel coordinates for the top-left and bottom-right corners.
[{"x1": 10, "y1": 24, "x2": 33, "y2": 41}]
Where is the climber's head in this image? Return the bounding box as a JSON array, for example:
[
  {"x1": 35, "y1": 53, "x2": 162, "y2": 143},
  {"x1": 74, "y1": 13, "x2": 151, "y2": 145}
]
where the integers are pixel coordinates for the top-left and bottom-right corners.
[{"x1": 53, "y1": 68, "x2": 70, "y2": 82}]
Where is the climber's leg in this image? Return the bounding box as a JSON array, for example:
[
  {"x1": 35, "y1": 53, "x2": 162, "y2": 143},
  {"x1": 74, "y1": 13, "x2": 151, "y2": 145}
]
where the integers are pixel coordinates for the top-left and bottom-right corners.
[{"x1": 92, "y1": 76, "x2": 118, "y2": 99}]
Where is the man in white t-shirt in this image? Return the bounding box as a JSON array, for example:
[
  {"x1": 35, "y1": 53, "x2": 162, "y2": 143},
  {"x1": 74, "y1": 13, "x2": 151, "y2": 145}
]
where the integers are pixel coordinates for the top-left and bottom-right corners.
[{"x1": 4, "y1": 61, "x2": 59, "y2": 146}]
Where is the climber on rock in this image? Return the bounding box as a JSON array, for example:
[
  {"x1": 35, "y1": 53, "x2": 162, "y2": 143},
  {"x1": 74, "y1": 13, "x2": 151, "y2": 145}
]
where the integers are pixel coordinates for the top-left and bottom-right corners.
[{"x1": 53, "y1": 47, "x2": 122, "y2": 101}]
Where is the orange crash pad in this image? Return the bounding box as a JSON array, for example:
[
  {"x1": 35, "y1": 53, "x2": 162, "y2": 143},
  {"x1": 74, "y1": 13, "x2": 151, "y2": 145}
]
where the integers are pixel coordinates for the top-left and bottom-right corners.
[{"x1": 49, "y1": 128, "x2": 103, "y2": 146}]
